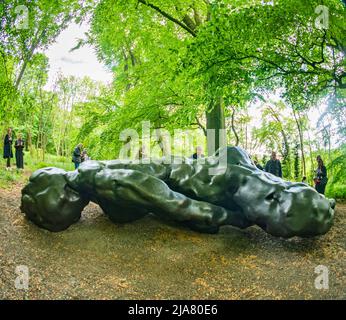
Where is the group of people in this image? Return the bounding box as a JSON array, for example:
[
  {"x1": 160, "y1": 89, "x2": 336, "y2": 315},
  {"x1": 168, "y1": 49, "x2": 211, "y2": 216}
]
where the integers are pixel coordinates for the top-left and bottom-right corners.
[
  {"x1": 189, "y1": 147, "x2": 328, "y2": 195},
  {"x1": 253, "y1": 151, "x2": 328, "y2": 195},
  {"x1": 2, "y1": 129, "x2": 92, "y2": 172},
  {"x1": 72, "y1": 143, "x2": 91, "y2": 169},
  {"x1": 254, "y1": 151, "x2": 283, "y2": 178},
  {"x1": 4, "y1": 131, "x2": 328, "y2": 196},
  {"x1": 3, "y1": 128, "x2": 25, "y2": 170},
  {"x1": 187, "y1": 146, "x2": 329, "y2": 195}
]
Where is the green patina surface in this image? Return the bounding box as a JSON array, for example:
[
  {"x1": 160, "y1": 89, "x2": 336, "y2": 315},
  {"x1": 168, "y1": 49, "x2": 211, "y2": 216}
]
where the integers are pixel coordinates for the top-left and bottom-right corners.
[{"x1": 20, "y1": 147, "x2": 335, "y2": 238}]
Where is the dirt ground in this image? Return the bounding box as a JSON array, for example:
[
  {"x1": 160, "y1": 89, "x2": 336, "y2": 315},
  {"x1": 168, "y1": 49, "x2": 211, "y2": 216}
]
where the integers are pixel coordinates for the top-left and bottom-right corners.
[{"x1": 0, "y1": 181, "x2": 345, "y2": 300}]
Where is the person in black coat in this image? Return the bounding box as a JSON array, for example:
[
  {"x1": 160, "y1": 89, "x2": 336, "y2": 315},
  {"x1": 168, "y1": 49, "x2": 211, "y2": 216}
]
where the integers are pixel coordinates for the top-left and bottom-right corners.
[
  {"x1": 3, "y1": 128, "x2": 13, "y2": 169},
  {"x1": 15, "y1": 133, "x2": 25, "y2": 170},
  {"x1": 265, "y1": 151, "x2": 282, "y2": 178},
  {"x1": 314, "y1": 155, "x2": 328, "y2": 195},
  {"x1": 72, "y1": 143, "x2": 83, "y2": 169}
]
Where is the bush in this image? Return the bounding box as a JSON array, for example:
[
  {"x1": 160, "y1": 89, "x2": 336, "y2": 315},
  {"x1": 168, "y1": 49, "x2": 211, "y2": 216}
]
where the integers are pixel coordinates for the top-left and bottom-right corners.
[{"x1": 326, "y1": 184, "x2": 346, "y2": 200}]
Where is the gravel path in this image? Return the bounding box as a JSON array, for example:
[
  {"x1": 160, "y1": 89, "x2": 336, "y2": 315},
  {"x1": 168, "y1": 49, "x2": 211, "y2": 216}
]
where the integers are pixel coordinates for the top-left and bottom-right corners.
[{"x1": 0, "y1": 182, "x2": 345, "y2": 299}]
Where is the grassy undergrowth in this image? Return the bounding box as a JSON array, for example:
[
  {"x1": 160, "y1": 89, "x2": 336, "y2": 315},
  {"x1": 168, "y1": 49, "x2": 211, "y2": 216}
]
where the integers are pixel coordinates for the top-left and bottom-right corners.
[{"x1": 0, "y1": 150, "x2": 74, "y2": 189}]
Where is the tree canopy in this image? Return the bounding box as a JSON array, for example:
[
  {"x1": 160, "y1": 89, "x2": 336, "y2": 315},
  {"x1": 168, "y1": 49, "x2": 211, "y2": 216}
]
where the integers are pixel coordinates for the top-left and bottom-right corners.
[{"x1": 0, "y1": 0, "x2": 345, "y2": 197}]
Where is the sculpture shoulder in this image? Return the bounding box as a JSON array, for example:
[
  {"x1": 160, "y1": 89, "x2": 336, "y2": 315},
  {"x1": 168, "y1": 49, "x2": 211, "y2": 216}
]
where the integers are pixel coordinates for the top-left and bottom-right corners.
[{"x1": 72, "y1": 159, "x2": 170, "y2": 181}]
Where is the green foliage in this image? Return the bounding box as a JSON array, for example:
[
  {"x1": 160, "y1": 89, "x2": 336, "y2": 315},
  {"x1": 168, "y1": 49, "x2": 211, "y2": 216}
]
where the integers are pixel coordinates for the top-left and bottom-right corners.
[
  {"x1": 325, "y1": 144, "x2": 346, "y2": 199},
  {"x1": 0, "y1": 0, "x2": 345, "y2": 200},
  {"x1": 0, "y1": 150, "x2": 74, "y2": 188},
  {"x1": 0, "y1": 170, "x2": 20, "y2": 184}
]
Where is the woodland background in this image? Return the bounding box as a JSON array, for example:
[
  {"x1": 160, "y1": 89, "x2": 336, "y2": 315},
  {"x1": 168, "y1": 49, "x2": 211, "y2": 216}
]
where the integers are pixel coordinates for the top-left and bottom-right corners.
[{"x1": 0, "y1": 0, "x2": 345, "y2": 198}]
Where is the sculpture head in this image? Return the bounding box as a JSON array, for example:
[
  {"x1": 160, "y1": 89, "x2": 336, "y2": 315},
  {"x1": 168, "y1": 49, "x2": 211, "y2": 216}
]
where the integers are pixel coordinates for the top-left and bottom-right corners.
[
  {"x1": 222, "y1": 147, "x2": 335, "y2": 238},
  {"x1": 21, "y1": 168, "x2": 89, "y2": 232}
]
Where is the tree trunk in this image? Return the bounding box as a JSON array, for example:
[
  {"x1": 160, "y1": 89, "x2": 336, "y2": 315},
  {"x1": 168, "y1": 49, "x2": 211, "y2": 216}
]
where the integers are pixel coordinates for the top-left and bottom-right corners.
[
  {"x1": 245, "y1": 123, "x2": 248, "y2": 150},
  {"x1": 15, "y1": 29, "x2": 44, "y2": 89},
  {"x1": 327, "y1": 124, "x2": 332, "y2": 177},
  {"x1": 230, "y1": 106, "x2": 239, "y2": 146},
  {"x1": 26, "y1": 130, "x2": 32, "y2": 152},
  {"x1": 206, "y1": 96, "x2": 226, "y2": 156},
  {"x1": 292, "y1": 108, "x2": 306, "y2": 177},
  {"x1": 306, "y1": 130, "x2": 315, "y2": 183},
  {"x1": 267, "y1": 105, "x2": 291, "y2": 170}
]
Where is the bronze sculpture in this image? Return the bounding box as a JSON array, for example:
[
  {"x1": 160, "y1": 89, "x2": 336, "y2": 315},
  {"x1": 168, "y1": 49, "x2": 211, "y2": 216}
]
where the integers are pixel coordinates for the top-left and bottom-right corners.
[{"x1": 20, "y1": 146, "x2": 335, "y2": 238}]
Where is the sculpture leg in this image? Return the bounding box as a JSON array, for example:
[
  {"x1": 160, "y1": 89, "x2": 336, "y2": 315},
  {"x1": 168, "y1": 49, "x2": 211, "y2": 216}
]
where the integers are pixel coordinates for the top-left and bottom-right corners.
[
  {"x1": 21, "y1": 168, "x2": 89, "y2": 232},
  {"x1": 91, "y1": 168, "x2": 249, "y2": 233}
]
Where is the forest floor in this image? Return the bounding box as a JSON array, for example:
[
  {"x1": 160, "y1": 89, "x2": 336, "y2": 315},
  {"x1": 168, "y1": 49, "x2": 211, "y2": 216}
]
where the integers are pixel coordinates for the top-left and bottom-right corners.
[{"x1": 0, "y1": 179, "x2": 345, "y2": 300}]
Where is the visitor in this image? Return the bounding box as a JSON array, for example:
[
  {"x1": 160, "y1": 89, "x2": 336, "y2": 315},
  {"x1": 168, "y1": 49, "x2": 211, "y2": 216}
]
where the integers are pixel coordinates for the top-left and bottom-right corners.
[
  {"x1": 15, "y1": 133, "x2": 25, "y2": 170},
  {"x1": 3, "y1": 128, "x2": 13, "y2": 170},
  {"x1": 264, "y1": 151, "x2": 282, "y2": 178},
  {"x1": 253, "y1": 158, "x2": 263, "y2": 170},
  {"x1": 81, "y1": 149, "x2": 91, "y2": 162},
  {"x1": 302, "y1": 176, "x2": 307, "y2": 184},
  {"x1": 72, "y1": 143, "x2": 83, "y2": 169},
  {"x1": 191, "y1": 146, "x2": 205, "y2": 159},
  {"x1": 314, "y1": 155, "x2": 328, "y2": 195}
]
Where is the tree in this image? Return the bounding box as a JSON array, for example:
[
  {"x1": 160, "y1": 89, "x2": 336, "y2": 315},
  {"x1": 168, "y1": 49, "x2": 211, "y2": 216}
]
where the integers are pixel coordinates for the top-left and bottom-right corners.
[
  {"x1": 88, "y1": 0, "x2": 230, "y2": 154},
  {"x1": 1, "y1": 0, "x2": 93, "y2": 88},
  {"x1": 294, "y1": 143, "x2": 300, "y2": 180},
  {"x1": 187, "y1": 0, "x2": 345, "y2": 121}
]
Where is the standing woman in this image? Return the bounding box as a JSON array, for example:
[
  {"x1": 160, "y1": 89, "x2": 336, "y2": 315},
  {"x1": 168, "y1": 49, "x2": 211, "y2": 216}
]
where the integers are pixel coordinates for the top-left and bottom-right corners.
[
  {"x1": 15, "y1": 133, "x2": 25, "y2": 170},
  {"x1": 314, "y1": 155, "x2": 328, "y2": 195},
  {"x1": 3, "y1": 128, "x2": 13, "y2": 170}
]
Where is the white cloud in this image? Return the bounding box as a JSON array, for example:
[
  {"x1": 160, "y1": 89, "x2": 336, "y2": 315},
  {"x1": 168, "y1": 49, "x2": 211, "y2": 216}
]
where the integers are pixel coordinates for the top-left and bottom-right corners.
[
  {"x1": 43, "y1": 22, "x2": 113, "y2": 90},
  {"x1": 60, "y1": 56, "x2": 84, "y2": 64}
]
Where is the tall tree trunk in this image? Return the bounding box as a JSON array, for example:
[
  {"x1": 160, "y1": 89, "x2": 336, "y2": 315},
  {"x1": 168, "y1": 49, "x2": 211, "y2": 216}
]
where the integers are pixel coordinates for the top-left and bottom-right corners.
[
  {"x1": 267, "y1": 105, "x2": 291, "y2": 169},
  {"x1": 206, "y1": 96, "x2": 226, "y2": 156},
  {"x1": 245, "y1": 123, "x2": 248, "y2": 150},
  {"x1": 26, "y1": 131, "x2": 32, "y2": 152},
  {"x1": 304, "y1": 112, "x2": 316, "y2": 183},
  {"x1": 25, "y1": 113, "x2": 33, "y2": 154},
  {"x1": 327, "y1": 125, "x2": 332, "y2": 177},
  {"x1": 230, "y1": 106, "x2": 239, "y2": 146},
  {"x1": 306, "y1": 130, "x2": 315, "y2": 182},
  {"x1": 292, "y1": 107, "x2": 306, "y2": 177},
  {"x1": 15, "y1": 29, "x2": 44, "y2": 89},
  {"x1": 42, "y1": 133, "x2": 47, "y2": 161}
]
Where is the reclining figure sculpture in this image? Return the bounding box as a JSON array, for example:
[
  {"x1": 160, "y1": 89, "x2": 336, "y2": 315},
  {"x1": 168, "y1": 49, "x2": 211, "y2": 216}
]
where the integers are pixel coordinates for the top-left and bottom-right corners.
[{"x1": 20, "y1": 146, "x2": 335, "y2": 238}]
